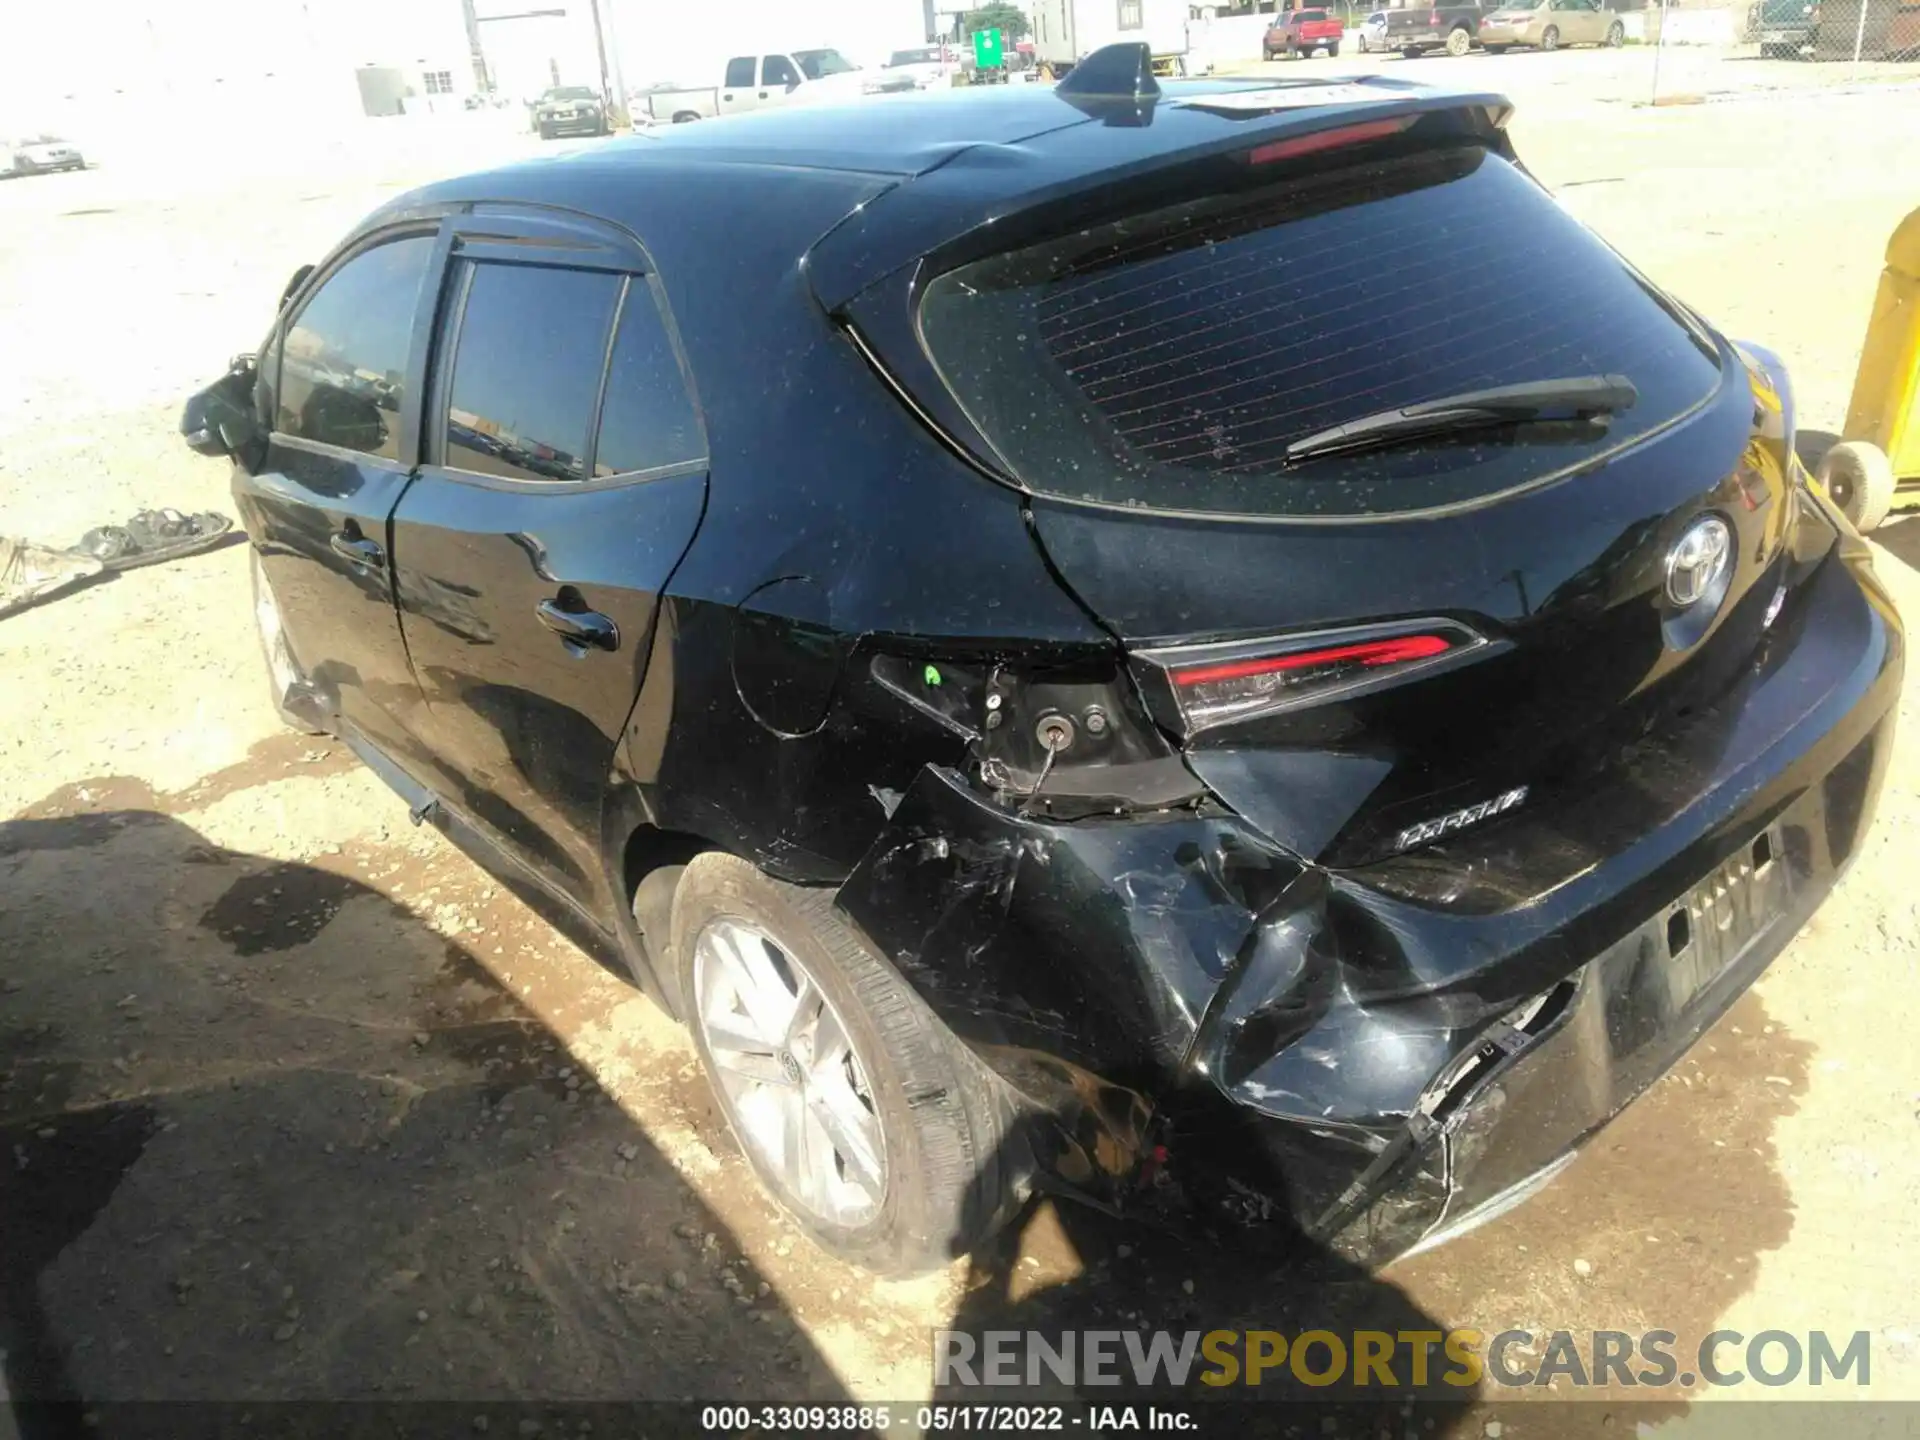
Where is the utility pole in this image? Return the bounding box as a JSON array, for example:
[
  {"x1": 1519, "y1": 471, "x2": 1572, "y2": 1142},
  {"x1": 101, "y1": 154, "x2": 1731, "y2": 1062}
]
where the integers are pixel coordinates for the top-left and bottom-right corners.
[
  {"x1": 591, "y1": 0, "x2": 629, "y2": 118},
  {"x1": 586, "y1": 0, "x2": 617, "y2": 115},
  {"x1": 461, "y1": 0, "x2": 492, "y2": 92}
]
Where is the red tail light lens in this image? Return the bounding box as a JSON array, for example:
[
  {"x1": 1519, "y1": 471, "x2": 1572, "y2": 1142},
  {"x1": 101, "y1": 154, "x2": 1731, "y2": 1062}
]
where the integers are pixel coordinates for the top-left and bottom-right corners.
[
  {"x1": 1135, "y1": 620, "x2": 1495, "y2": 737},
  {"x1": 1173, "y1": 632, "x2": 1452, "y2": 686}
]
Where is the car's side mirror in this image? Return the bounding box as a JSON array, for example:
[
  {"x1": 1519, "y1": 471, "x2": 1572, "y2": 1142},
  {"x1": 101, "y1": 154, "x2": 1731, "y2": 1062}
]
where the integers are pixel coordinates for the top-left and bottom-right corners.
[
  {"x1": 182, "y1": 355, "x2": 264, "y2": 467},
  {"x1": 787, "y1": 78, "x2": 802, "y2": 92}
]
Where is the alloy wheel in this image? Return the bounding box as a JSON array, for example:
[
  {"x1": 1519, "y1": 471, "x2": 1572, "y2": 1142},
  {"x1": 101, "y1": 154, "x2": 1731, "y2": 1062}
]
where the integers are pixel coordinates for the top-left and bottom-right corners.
[{"x1": 693, "y1": 917, "x2": 888, "y2": 1227}]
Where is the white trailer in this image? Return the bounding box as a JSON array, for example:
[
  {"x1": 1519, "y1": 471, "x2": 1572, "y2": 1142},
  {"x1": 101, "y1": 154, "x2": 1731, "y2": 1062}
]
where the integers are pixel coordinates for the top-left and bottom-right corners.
[{"x1": 1029, "y1": 0, "x2": 1193, "y2": 71}]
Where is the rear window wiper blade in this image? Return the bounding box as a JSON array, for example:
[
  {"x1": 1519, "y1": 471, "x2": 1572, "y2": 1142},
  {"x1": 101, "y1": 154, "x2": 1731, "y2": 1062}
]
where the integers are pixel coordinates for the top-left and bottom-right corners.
[{"x1": 1283, "y1": 375, "x2": 1638, "y2": 465}]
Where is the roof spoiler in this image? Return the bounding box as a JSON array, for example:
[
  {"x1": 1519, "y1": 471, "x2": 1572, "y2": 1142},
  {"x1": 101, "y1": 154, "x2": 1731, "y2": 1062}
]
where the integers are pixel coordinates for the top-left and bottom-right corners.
[{"x1": 1056, "y1": 42, "x2": 1162, "y2": 101}]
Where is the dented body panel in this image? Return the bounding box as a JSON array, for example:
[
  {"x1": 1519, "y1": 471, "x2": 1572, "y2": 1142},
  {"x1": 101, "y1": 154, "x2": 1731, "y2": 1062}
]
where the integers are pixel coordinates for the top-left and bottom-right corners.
[{"x1": 836, "y1": 543, "x2": 1900, "y2": 1260}]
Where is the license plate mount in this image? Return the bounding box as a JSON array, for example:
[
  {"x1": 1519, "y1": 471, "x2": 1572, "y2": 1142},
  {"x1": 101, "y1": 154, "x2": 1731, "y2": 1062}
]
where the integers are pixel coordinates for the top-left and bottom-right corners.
[{"x1": 1662, "y1": 825, "x2": 1788, "y2": 1010}]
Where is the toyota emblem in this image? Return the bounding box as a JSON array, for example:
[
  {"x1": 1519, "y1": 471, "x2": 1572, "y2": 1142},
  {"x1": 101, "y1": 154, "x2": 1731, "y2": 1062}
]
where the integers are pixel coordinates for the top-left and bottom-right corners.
[{"x1": 1664, "y1": 515, "x2": 1733, "y2": 609}]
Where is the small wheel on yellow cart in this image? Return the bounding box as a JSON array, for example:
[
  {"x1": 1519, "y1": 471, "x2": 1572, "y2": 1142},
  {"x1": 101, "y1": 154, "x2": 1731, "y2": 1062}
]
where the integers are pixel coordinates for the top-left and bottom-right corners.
[{"x1": 1818, "y1": 440, "x2": 1897, "y2": 533}]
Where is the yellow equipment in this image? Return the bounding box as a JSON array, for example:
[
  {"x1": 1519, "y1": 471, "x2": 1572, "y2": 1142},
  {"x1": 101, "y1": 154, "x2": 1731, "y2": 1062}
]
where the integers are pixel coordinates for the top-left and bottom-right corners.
[{"x1": 1821, "y1": 204, "x2": 1920, "y2": 532}]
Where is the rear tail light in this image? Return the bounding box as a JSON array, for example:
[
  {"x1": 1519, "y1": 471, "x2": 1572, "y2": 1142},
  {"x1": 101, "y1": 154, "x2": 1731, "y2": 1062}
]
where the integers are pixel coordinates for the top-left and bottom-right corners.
[
  {"x1": 1134, "y1": 620, "x2": 1498, "y2": 738},
  {"x1": 1430, "y1": 11, "x2": 1443, "y2": 24}
]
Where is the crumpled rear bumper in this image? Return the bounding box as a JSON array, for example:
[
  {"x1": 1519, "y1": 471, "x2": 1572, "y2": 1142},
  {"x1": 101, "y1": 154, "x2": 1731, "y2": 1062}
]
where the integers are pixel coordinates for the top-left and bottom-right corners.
[{"x1": 833, "y1": 547, "x2": 1902, "y2": 1264}]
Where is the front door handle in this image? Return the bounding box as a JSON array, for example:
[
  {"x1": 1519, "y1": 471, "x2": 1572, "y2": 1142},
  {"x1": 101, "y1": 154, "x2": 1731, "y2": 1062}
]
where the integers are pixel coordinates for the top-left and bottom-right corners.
[
  {"x1": 536, "y1": 597, "x2": 619, "y2": 652},
  {"x1": 330, "y1": 531, "x2": 384, "y2": 567}
]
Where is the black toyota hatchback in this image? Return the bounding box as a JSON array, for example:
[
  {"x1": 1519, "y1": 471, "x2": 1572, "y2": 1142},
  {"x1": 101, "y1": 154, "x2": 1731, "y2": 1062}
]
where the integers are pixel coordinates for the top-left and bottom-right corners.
[{"x1": 184, "y1": 50, "x2": 1902, "y2": 1275}]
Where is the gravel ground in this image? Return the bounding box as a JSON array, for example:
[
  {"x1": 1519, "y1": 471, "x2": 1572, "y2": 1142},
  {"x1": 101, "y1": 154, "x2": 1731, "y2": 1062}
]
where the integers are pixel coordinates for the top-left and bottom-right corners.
[{"x1": 1, "y1": 80, "x2": 1918, "y2": 1434}]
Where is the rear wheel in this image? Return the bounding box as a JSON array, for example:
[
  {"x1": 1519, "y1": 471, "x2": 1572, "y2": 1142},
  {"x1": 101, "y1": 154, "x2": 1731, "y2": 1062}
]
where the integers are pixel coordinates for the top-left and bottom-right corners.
[
  {"x1": 1605, "y1": 20, "x2": 1626, "y2": 44},
  {"x1": 1818, "y1": 440, "x2": 1897, "y2": 533},
  {"x1": 672, "y1": 853, "x2": 1017, "y2": 1275},
  {"x1": 1402, "y1": 45, "x2": 1422, "y2": 57},
  {"x1": 1446, "y1": 25, "x2": 1473, "y2": 54},
  {"x1": 1327, "y1": 41, "x2": 1341, "y2": 55},
  {"x1": 1541, "y1": 24, "x2": 1561, "y2": 48},
  {"x1": 672, "y1": 110, "x2": 700, "y2": 123}
]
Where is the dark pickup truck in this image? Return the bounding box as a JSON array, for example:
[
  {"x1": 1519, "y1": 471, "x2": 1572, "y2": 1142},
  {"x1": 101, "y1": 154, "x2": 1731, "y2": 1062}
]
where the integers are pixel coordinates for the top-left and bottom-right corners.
[{"x1": 1383, "y1": 0, "x2": 1486, "y2": 54}]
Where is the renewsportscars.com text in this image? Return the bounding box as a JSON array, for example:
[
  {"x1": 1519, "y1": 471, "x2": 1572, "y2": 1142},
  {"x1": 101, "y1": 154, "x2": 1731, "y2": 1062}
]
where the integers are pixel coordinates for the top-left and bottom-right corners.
[{"x1": 934, "y1": 1328, "x2": 1872, "y2": 1391}]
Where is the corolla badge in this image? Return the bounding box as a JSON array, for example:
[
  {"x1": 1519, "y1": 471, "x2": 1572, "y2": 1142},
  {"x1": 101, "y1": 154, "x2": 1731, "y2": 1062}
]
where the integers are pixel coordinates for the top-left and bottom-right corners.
[{"x1": 1664, "y1": 514, "x2": 1733, "y2": 609}]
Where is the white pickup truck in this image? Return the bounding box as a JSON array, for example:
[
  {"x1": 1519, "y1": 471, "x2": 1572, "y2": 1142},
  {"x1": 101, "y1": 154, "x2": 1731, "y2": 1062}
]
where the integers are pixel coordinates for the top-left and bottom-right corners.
[{"x1": 643, "y1": 48, "x2": 906, "y2": 124}]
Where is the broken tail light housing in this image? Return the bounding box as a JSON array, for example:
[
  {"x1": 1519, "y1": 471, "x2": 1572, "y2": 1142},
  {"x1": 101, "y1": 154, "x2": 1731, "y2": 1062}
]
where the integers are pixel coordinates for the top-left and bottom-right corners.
[{"x1": 1133, "y1": 619, "x2": 1499, "y2": 739}]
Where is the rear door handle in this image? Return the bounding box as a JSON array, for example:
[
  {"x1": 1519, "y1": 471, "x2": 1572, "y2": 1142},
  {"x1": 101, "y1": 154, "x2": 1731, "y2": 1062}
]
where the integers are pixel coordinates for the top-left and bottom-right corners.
[
  {"x1": 330, "y1": 531, "x2": 384, "y2": 567},
  {"x1": 536, "y1": 598, "x2": 619, "y2": 652}
]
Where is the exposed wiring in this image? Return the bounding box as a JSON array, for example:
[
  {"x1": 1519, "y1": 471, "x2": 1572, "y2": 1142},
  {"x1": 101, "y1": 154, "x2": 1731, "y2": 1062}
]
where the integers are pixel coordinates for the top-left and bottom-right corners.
[{"x1": 1020, "y1": 741, "x2": 1061, "y2": 818}]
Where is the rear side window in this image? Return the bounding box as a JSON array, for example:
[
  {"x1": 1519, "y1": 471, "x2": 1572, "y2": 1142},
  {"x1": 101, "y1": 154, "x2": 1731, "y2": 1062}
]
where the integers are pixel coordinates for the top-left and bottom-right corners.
[
  {"x1": 593, "y1": 287, "x2": 704, "y2": 477},
  {"x1": 278, "y1": 235, "x2": 432, "y2": 460},
  {"x1": 918, "y1": 144, "x2": 1722, "y2": 518},
  {"x1": 442, "y1": 263, "x2": 620, "y2": 482},
  {"x1": 725, "y1": 56, "x2": 756, "y2": 87}
]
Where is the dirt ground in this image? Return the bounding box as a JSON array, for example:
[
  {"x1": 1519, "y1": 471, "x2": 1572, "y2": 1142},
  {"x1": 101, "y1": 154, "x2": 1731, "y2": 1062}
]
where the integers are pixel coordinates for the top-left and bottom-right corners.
[{"x1": 3, "y1": 78, "x2": 1919, "y2": 1435}]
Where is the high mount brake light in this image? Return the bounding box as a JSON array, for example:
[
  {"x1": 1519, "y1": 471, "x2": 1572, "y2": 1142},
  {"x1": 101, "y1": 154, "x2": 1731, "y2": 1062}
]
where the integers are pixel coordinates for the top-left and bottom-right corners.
[
  {"x1": 1136, "y1": 621, "x2": 1495, "y2": 737},
  {"x1": 1248, "y1": 117, "x2": 1413, "y2": 167}
]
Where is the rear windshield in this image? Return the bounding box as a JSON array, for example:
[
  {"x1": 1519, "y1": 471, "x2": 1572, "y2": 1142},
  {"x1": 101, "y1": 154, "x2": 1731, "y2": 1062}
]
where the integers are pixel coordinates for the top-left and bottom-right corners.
[
  {"x1": 1294, "y1": 10, "x2": 1330, "y2": 20},
  {"x1": 918, "y1": 143, "x2": 1722, "y2": 519}
]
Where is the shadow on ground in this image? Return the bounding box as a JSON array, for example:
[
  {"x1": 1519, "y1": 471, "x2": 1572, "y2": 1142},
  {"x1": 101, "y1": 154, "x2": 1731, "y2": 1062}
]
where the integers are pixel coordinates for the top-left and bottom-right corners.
[{"x1": 0, "y1": 804, "x2": 846, "y2": 1423}]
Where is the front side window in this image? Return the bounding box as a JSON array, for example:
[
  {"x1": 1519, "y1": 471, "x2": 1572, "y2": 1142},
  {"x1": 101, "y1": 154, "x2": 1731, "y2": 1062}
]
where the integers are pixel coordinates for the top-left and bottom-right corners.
[
  {"x1": 762, "y1": 55, "x2": 802, "y2": 87},
  {"x1": 724, "y1": 57, "x2": 756, "y2": 88},
  {"x1": 278, "y1": 235, "x2": 433, "y2": 460},
  {"x1": 441, "y1": 263, "x2": 621, "y2": 483}
]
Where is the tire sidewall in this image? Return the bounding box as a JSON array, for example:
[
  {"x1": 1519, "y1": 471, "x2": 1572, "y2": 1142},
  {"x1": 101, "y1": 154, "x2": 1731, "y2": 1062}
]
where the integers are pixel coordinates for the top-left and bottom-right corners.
[
  {"x1": 671, "y1": 855, "x2": 975, "y2": 1273},
  {"x1": 1819, "y1": 441, "x2": 1897, "y2": 532}
]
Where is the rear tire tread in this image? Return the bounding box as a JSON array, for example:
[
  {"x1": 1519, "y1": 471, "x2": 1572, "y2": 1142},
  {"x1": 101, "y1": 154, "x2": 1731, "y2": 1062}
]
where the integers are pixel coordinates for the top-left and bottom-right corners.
[{"x1": 672, "y1": 854, "x2": 1019, "y2": 1275}]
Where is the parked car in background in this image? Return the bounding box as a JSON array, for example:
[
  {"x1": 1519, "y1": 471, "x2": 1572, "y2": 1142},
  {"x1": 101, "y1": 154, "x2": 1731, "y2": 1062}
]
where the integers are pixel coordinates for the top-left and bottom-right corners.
[
  {"x1": 1355, "y1": 11, "x2": 1391, "y2": 50},
  {"x1": 1265, "y1": 8, "x2": 1346, "y2": 57},
  {"x1": 7, "y1": 134, "x2": 85, "y2": 174},
  {"x1": 1384, "y1": 0, "x2": 1487, "y2": 54},
  {"x1": 534, "y1": 86, "x2": 610, "y2": 139},
  {"x1": 884, "y1": 44, "x2": 957, "y2": 88},
  {"x1": 185, "y1": 48, "x2": 1902, "y2": 1277},
  {"x1": 1752, "y1": 0, "x2": 1820, "y2": 55},
  {"x1": 1480, "y1": 0, "x2": 1625, "y2": 49},
  {"x1": 643, "y1": 48, "x2": 878, "y2": 124}
]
